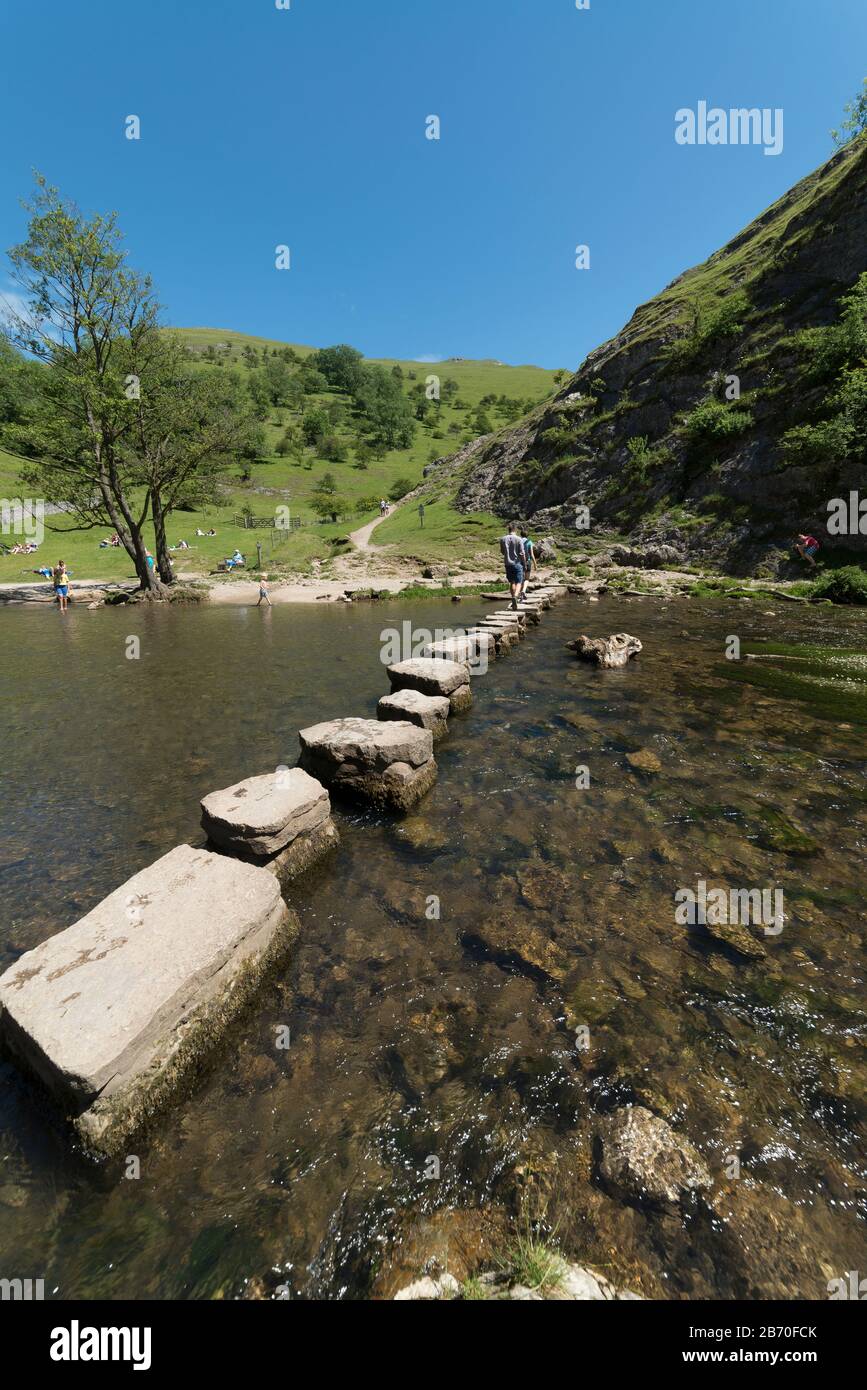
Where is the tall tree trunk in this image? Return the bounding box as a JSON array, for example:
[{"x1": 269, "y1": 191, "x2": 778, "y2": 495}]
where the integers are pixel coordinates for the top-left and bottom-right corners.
[{"x1": 151, "y1": 492, "x2": 174, "y2": 586}]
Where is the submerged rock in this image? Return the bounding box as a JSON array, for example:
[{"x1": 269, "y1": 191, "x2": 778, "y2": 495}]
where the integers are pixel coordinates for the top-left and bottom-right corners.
[
  {"x1": 596, "y1": 1105, "x2": 712, "y2": 1207},
  {"x1": 568, "y1": 634, "x2": 643, "y2": 669},
  {"x1": 752, "y1": 807, "x2": 820, "y2": 857},
  {"x1": 626, "y1": 749, "x2": 662, "y2": 776}
]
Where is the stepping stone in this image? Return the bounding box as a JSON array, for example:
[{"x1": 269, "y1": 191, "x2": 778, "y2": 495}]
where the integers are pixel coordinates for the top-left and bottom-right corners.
[
  {"x1": 467, "y1": 625, "x2": 515, "y2": 653},
  {"x1": 493, "y1": 605, "x2": 540, "y2": 625},
  {"x1": 378, "y1": 689, "x2": 450, "y2": 739},
  {"x1": 387, "y1": 658, "x2": 473, "y2": 713},
  {"x1": 485, "y1": 615, "x2": 526, "y2": 638},
  {"x1": 0, "y1": 845, "x2": 294, "y2": 1155},
  {"x1": 299, "y1": 717, "x2": 437, "y2": 811},
  {"x1": 201, "y1": 768, "x2": 339, "y2": 885},
  {"x1": 201, "y1": 768, "x2": 331, "y2": 857},
  {"x1": 419, "y1": 632, "x2": 496, "y2": 670}
]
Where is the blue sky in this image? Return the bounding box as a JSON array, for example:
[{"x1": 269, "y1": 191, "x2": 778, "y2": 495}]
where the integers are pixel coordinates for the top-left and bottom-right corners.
[{"x1": 1, "y1": 0, "x2": 864, "y2": 369}]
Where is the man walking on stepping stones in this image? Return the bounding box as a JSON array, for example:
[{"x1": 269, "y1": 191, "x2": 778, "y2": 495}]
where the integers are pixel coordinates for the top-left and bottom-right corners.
[
  {"x1": 519, "y1": 528, "x2": 535, "y2": 603},
  {"x1": 500, "y1": 522, "x2": 525, "y2": 610}
]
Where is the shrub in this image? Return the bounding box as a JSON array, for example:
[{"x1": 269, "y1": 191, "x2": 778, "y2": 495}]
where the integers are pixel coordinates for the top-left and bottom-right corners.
[
  {"x1": 810, "y1": 565, "x2": 867, "y2": 605},
  {"x1": 684, "y1": 398, "x2": 754, "y2": 442}
]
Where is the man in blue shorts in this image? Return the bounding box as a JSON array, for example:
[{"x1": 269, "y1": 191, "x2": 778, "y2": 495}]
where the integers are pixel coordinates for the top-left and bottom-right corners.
[{"x1": 500, "y1": 523, "x2": 525, "y2": 611}]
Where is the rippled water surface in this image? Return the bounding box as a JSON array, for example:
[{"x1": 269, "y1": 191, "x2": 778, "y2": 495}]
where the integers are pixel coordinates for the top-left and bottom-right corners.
[{"x1": 0, "y1": 594, "x2": 865, "y2": 1299}]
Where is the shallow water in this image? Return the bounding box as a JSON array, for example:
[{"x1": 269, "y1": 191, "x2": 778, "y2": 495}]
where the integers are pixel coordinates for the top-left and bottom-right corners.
[{"x1": 0, "y1": 594, "x2": 865, "y2": 1299}]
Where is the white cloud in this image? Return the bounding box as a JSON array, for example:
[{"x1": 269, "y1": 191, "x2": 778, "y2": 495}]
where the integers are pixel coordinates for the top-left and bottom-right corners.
[{"x1": 413, "y1": 353, "x2": 445, "y2": 364}]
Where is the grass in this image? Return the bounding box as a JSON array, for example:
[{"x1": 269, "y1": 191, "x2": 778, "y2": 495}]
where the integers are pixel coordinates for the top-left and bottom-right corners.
[
  {"x1": 504, "y1": 1230, "x2": 565, "y2": 1294},
  {"x1": 0, "y1": 335, "x2": 559, "y2": 583}
]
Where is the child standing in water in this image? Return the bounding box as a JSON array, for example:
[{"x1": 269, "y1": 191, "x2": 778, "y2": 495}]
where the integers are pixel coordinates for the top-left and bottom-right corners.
[
  {"x1": 257, "y1": 574, "x2": 272, "y2": 607},
  {"x1": 53, "y1": 560, "x2": 69, "y2": 612}
]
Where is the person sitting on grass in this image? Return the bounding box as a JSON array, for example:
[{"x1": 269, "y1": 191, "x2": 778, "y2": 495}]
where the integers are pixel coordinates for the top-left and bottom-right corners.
[{"x1": 795, "y1": 532, "x2": 820, "y2": 568}]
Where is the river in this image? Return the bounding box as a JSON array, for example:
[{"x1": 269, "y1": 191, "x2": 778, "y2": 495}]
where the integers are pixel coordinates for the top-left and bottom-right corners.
[{"x1": 0, "y1": 594, "x2": 864, "y2": 1298}]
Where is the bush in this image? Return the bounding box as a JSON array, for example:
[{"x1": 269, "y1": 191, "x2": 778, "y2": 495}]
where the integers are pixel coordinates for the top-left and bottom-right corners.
[
  {"x1": 684, "y1": 398, "x2": 754, "y2": 442},
  {"x1": 389, "y1": 477, "x2": 414, "y2": 501},
  {"x1": 810, "y1": 565, "x2": 867, "y2": 605}
]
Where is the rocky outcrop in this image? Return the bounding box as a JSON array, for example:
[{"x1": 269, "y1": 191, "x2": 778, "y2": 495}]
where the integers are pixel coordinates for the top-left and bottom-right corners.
[
  {"x1": 568, "y1": 633, "x2": 643, "y2": 668},
  {"x1": 298, "y1": 717, "x2": 437, "y2": 811},
  {"x1": 0, "y1": 845, "x2": 294, "y2": 1155},
  {"x1": 596, "y1": 1106, "x2": 712, "y2": 1208},
  {"x1": 610, "y1": 544, "x2": 684, "y2": 570},
  {"x1": 435, "y1": 138, "x2": 867, "y2": 575},
  {"x1": 387, "y1": 658, "x2": 473, "y2": 714}
]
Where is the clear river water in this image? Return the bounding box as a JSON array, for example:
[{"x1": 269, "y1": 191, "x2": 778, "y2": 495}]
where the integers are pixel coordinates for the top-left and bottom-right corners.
[{"x1": 0, "y1": 593, "x2": 864, "y2": 1299}]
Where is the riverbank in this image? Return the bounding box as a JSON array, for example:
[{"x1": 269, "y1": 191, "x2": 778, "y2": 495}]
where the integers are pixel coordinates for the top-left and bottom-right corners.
[{"x1": 0, "y1": 564, "x2": 830, "y2": 607}]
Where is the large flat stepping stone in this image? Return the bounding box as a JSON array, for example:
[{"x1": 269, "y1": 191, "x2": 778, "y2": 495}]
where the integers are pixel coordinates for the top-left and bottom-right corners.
[
  {"x1": 299, "y1": 717, "x2": 437, "y2": 811},
  {"x1": 201, "y1": 768, "x2": 330, "y2": 857},
  {"x1": 387, "y1": 658, "x2": 473, "y2": 712},
  {"x1": 0, "y1": 845, "x2": 293, "y2": 1155},
  {"x1": 378, "y1": 689, "x2": 450, "y2": 739}
]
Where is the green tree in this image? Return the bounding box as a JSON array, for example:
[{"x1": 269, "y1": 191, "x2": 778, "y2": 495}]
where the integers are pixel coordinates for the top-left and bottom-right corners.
[
  {"x1": 312, "y1": 344, "x2": 365, "y2": 394},
  {"x1": 6, "y1": 176, "x2": 163, "y2": 590},
  {"x1": 302, "y1": 406, "x2": 330, "y2": 445},
  {"x1": 7, "y1": 177, "x2": 257, "y2": 591},
  {"x1": 354, "y1": 365, "x2": 415, "y2": 447},
  {"x1": 831, "y1": 78, "x2": 867, "y2": 148},
  {"x1": 275, "y1": 424, "x2": 304, "y2": 460}
]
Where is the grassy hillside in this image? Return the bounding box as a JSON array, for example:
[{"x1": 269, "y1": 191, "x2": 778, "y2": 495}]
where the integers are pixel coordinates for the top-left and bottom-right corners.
[
  {"x1": 430, "y1": 134, "x2": 867, "y2": 581},
  {"x1": 0, "y1": 335, "x2": 559, "y2": 584}
]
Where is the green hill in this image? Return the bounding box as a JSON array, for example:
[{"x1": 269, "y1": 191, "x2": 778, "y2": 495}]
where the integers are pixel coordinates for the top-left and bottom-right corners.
[
  {"x1": 0, "y1": 333, "x2": 560, "y2": 584},
  {"x1": 428, "y1": 134, "x2": 867, "y2": 580}
]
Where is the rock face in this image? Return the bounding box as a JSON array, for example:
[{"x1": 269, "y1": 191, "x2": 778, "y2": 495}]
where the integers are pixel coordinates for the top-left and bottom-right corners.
[
  {"x1": 201, "y1": 769, "x2": 331, "y2": 857},
  {"x1": 596, "y1": 1106, "x2": 712, "y2": 1207},
  {"x1": 298, "y1": 716, "x2": 437, "y2": 811},
  {"x1": 0, "y1": 845, "x2": 293, "y2": 1155},
  {"x1": 387, "y1": 658, "x2": 473, "y2": 714},
  {"x1": 378, "y1": 689, "x2": 450, "y2": 739},
  {"x1": 568, "y1": 633, "x2": 643, "y2": 669}
]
